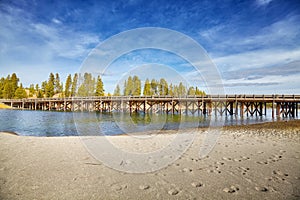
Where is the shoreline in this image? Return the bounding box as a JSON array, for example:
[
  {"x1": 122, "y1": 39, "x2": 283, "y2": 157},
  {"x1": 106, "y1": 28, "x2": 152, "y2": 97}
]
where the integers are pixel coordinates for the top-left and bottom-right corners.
[{"x1": 2, "y1": 119, "x2": 299, "y2": 137}]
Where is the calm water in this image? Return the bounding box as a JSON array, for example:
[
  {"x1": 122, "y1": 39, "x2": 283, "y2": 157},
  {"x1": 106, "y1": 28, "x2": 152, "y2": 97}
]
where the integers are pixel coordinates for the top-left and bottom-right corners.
[{"x1": 0, "y1": 109, "x2": 296, "y2": 136}]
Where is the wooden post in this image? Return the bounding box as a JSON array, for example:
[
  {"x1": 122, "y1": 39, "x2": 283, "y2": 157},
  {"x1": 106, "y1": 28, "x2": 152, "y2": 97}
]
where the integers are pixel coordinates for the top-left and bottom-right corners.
[
  {"x1": 276, "y1": 102, "x2": 281, "y2": 117},
  {"x1": 272, "y1": 95, "x2": 275, "y2": 118},
  {"x1": 203, "y1": 102, "x2": 207, "y2": 115},
  {"x1": 296, "y1": 102, "x2": 298, "y2": 117},
  {"x1": 240, "y1": 102, "x2": 244, "y2": 117},
  {"x1": 259, "y1": 102, "x2": 263, "y2": 116}
]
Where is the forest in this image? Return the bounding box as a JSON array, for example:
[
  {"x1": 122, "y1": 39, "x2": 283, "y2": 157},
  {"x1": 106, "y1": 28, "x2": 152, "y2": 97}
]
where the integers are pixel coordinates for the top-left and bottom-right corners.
[{"x1": 0, "y1": 73, "x2": 205, "y2": 99}]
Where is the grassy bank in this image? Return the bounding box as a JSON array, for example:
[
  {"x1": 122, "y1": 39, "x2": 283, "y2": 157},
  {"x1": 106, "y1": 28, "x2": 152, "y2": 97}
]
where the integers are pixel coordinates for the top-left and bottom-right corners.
[{"x1": 0, "y1": 103, "x2": 11, "y2": 109}]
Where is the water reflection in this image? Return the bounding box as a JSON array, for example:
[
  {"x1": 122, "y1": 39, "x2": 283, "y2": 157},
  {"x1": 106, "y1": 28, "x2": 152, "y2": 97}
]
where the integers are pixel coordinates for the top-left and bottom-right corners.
[{"x1": 0, "y1": 109, "x2": 296, "y2": 137}]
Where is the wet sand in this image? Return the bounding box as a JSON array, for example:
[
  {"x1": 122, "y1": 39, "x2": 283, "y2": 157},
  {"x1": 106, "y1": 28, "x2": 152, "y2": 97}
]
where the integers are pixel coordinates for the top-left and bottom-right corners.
[{"x1": 0, "y1": 120, "x2": 300, "y2": 199}]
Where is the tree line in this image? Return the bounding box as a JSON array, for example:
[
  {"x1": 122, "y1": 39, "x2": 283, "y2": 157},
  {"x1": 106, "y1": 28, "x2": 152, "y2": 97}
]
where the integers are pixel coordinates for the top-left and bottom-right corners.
[
  {"x1": 0, "y1": 73, "x2": 205, "y2": 99},
  {"x1": 117, "y1": 76, "x2": 205, "y2": 96}
]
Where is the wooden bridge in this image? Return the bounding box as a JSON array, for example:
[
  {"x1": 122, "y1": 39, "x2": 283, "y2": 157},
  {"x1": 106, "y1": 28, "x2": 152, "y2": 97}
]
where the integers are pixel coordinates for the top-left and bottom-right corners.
[{"x1": 0, "y1": 95, "x2": 299, "y2": 118}]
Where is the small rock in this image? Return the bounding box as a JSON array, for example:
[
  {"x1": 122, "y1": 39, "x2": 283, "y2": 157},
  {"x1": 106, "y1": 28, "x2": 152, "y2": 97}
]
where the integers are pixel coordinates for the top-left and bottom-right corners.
[
  {"x1": 139, "y1": 185, "x2": 150, "y2": 190},
  {"x1": 168, "y1": 189, "x2": 179, "y2": 195}
]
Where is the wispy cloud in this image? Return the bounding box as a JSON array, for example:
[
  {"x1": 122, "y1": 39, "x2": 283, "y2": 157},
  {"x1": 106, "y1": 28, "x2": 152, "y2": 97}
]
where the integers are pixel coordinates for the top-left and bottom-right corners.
[
  {"x1": 0, "y1": 2, "x2": 100, "y2": 84},
  {"x1": 222, "y1": 61, "x2": 300, "y2": 80},
  {"x1": 256, "y1": 0, "x2": 273, "y2": 6},
  {"x1": 199, "y1": 14, "x2": 300, "y2": 56},
  {"x1": 213, "y1": 48, "x2": 300, "y2": 71}
]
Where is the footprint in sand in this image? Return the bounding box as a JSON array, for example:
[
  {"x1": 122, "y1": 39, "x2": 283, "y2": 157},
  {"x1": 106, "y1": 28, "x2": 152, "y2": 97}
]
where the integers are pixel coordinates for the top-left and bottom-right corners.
[
  {"x1": 222, "y1": 157, "x2": 232, "y2": 161},
  {"x1": 181, "y1": 168, "x2": 193, "y2": 173},
  {"x1": 111, "y1": 184, "x2": 127, "y2": 191},
  {"x1": 255, "y1": 186, "x2": 268, "y2": 192},
  {"x1": 168, "y1": 188, "x2": 179, "y2": 195},
  {"x1": 191, "y1": 182, "x2": 203, "y2": 188},
  {"x1": 139, "y1": 185, "x2": 150, "y2": 190},
  {"x1": 223, "y1": 185, "x2": 239, "y2": 193}
]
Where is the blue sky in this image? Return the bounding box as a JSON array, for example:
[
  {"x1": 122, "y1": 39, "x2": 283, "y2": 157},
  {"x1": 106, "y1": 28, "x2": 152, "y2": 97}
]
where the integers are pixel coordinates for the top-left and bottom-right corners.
[{"x1": 0, "y1": 0, "x2": 299, "y2": 94}]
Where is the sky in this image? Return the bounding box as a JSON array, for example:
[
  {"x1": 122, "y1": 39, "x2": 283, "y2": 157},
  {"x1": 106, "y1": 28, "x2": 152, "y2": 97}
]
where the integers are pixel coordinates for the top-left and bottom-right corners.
[{"x1": 0, "y1": 0, "x2": 299, "y2": 94}]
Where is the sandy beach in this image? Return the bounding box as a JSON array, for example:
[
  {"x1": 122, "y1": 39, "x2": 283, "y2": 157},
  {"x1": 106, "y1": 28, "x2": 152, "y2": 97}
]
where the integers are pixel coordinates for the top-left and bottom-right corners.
[{"x1": 1, "y1": 120, "x2": 300, "y2": 199}]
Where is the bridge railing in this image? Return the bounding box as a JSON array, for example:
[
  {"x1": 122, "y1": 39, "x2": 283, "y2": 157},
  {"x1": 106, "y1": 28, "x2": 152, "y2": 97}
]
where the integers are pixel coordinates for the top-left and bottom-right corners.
[{"x1": 0, "y1": 94, "x2": 300, "y2": 103}]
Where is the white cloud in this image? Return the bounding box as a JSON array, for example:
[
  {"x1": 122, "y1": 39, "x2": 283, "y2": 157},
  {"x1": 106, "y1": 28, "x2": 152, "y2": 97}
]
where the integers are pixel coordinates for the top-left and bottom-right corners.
[
  {"x1": 51, "y1": 18, "x2": 62, "y2": 24},
  {"x1": 256, "y1": 0, "x2": 273, "y2": 6}
]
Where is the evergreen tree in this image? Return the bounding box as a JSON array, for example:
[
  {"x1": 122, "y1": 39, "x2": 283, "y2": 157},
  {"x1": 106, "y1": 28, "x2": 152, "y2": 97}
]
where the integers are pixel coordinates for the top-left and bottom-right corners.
[
  {"x1": 178, "y1": 82, "x2": 186, "y2": 96},
  {"x1": 71, "y1": 73, "x2": 78, "y2": 96},
  {"x1": 3, "y1": 74, "x2": 19, "y2": 99},
  {"x1": 159, "y1": 78, "x2": 168, "y2": 95},
  {"x1": 45, "y1": 73, "x2": 55, "y2": 97},
  {"x1": 124, "y1": 76, "x2": 133, "y2": 96},
  {"x1": 95, "y1": 75, "x2": 105, "y2": 96},
  {"x1": 168, "y1": 83, "x2": 174, "y2": 96},
  {"x1": 41, "y1": 81, "x2": 47, "y2": 96},
  {"x1": 64, "y1": 74, "x2": 72, "y2": 97},
  {"x1": 0, "y1": 78, "x2": 4, "y2": 98},
  {"x1": 77, "y1": 73, "x2": 95, "y2": 96},
  {"x1": 35, "y1": 84, "x2": 39, "y2": 92},
  {"x1": 14, "y1": 84, "x2": 27, "y2": 99},
  {"x1": 188, "y1": 86, "x2": 196, "y2": 95},
  {"x1": 3, "y1": 81, "x2": 13, "y2": 99},
  {"x1": 11, "y1": 73, "x2": 19, "y2": 94},
  {"x1": 143, "y1": 78, "x2": 151, "y2": 96},
  {"x1": 29, "y1": 84, "x2": 35, "y2": 97},
  {"x1": 113, "y1": 84, "x2": 121, "y2": 96},
  {"x1": 54, "y1": 73, "x2": 62, "y2": 94},
  {"x1": 132, "y1": 75, "x2": 141, "y2": 96},
  {"x1": 150, "y1": 79, "x2": 157, "y2": 95},
  {"x1": 195, "y1": 87, "x2": 205, "y2": 96}
]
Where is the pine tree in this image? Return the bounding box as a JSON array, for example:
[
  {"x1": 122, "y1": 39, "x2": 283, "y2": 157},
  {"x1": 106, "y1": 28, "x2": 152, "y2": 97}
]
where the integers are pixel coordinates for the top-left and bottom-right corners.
[
  {"x1": 132, "y1": 75, "x2": 141, "y2": 96},
  {"x1": 195, "y1": 87, "x2": 205, "y2": 96},
  {"x1": 71, "y1": 73, "x2": 78, "y2": 96},
  {"x1": 178, "y1": 82, "x2": 186, "y2": 96},
  {"x1": 3, "y1": 81, "x2": 13, "y2": 99},
  {"x1": 77, "y1": 73, "x2": 95, "y2": 97},
  {"x1": 41, "y1": 81, "x2": 47, "y2": 95},
  {"x1": 124, "y1": 76, "x2": 133, "y2": 96},
  {"x1": 168, "y1": 83, "x2": 174, "y2": 96},
  {"x1": 95, "y1": 75, "x2": 105, "y2": 96},
  {"x1": 45, "y1": 73, "x2": 55, "y2": 97},
  {"x1": 29, "y1": 84, "x2": 35, "y2": 97},
  {"x1": 159, "y1": 78, "x2": 168, "y2": 95},
  {"x1": 0, "y1": 78, "x2": 4, "y2": 98},
  {"x1": 188, "y1": 86, "x2": 196, "y2": 95},
  {"x1": 11, "y1": 73, "x2": 19, "y2": 94},
  {"x1": 14, "y1": 84, "x2": 27, "y2": 99},
  {"x1": 143, "y1": 78, "x2": 151, "y2": 96},
  {"x1": 54, "y1": 73, "x2": 62, "y2": 94},
  {"x1": 151, "y1": 79, "x2": 157, "y2": 95},
  {"x1": 113, "y1": 84, "x2": 121, "y2": 96},
  {"x1": 64, "y1": 74, "x2": 72, "y2": 97}
]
